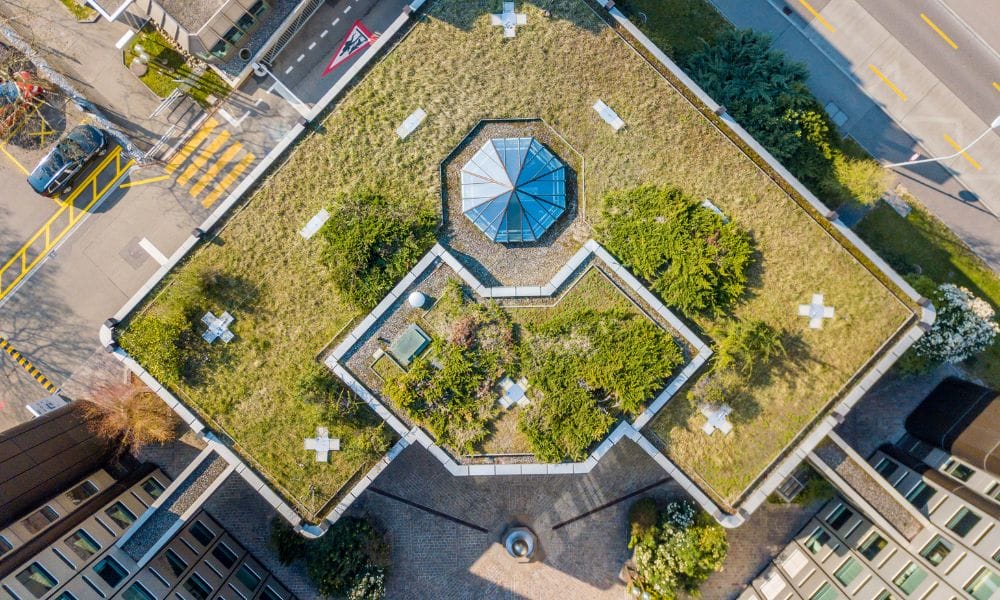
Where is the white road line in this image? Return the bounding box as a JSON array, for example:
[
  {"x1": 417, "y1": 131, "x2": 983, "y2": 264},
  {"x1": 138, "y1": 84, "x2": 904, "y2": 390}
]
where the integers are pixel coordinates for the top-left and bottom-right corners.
[
  {"x1": 308, "y1": 41, "x2": 317, "y2": 50},
  {"x1": 320, "y1": 29, "x2": 328, "y2": 38},
  {"x1": 297, "y1": 54, "x2": 305, "y2": 62},
  {"x1": 343, "y1": 4, "x2": 352, "y2": 13},
  {"x1": 285, "y1": 65, "x2": 294, "y2": 74},
  {"x1": 332, "y1": 17, "x2": 340, "y2": 26},
  {"x1": 218, "y1": 107, "x2": 250, "y2": 128},
  {"x1": 266, "y1": 80, "x2": 278, "y2": 93},
  {"x1": 138, "y1": 238, "x2": 169, "y2": 266}
]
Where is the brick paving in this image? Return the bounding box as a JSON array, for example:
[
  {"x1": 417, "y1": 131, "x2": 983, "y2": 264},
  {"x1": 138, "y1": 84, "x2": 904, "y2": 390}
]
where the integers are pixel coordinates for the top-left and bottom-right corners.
[{"x1": 352, "y1": 438, "x2": 683, "y2": 599}]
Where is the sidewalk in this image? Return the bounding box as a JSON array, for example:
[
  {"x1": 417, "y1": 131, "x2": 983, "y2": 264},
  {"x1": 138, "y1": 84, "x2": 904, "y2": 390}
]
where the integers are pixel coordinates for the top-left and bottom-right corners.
[
  {"x1": 0, "y1": 0, "x2": 202, "y2": 152},
  {"x1": 708, "y1": 0, "x2": 1000, "y2": 272}
]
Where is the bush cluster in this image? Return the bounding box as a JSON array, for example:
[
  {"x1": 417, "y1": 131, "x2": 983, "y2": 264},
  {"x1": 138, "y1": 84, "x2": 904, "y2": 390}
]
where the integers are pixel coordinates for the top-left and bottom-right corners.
[
  {"x1": 628, "y1": 500, "x2": 728, "y2": 600},
  {"x1": 685, "y1": 29, "x2": 889, "y2": 207},
  {"x1": 599, "y1": 185, "x2": 754, "y2": 316},
  {"x1": 270, "y1": 517, "x2": 389, "y2": 599},
  {"x1": 903, "y1": 279, "x2": 999, "y2": 372},
  {"x1": 318, "y1": 190, "x2": 435, "y2": 309}
]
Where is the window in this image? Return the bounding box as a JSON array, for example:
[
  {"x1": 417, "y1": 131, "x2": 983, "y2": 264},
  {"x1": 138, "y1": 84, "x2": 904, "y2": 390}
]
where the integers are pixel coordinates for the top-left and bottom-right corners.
[
  {"x1": 827, "y1": 505, "x2": 853, "y2": 530},
  {"x1": 21, "y1": 506, "x2": 58, "y2": 533},
  {"x1": 190, "y1": 521, "x2": 215, "y2": 546},
  {"x1": 183, "y1": 573, "x2": 212, "y2": 600},
  {"x1": 248, "y1": 0, "x2": 267, "y2": 18},
  {"x1": 875, "y1": 591, "x2": 897, "y2": 600},
  {"x1": 904, "y1": 482, "x2": 936, "y2": 510},
  {"x1": 15, "y1": 563, "x2": 57, "y2": 598},
  {"x1": 235, "y1": 13, "x2": 256, "y2": 31},
  {"x1": 965, "y1": 568, "x2": 1000, "y2": 600},
  {"x1": 93, "y1": 556, "x2": 128, "y2": 588},
  {"x1": 122, "y1": 582, "x2": 155, "y2": 600},
  {"x1": 164, "y1": 549, "x2": 188, "y2": 577},
  {"x1": 64, "y1": 529, "x2": 101, "y2": 560},
  {"x1": 0, "y1": 535, "x2": 12, "y2": 556},
  {"x1": 946, "y1": 507, "x2": 982, "y2": 537},
  {"x1": 944, "y1": 460, "x2": 975, "y2": 482},
  {"x1": 810, "y1": 582, "x2": 838, "y2": 600},
  {"x1": 804, "y1": 527, "x2": 831, "y2": 554},
  {"x1": 105, "y1": 502, "x2": 136, "y2": 529},
  {"x1": 988, "y1": 483, "x2": 1000, "y2": 501},
  {"x1": 212, "y1": 543, "x2": 238, "y2": 569},
  {"x1": 893, "y1": 563, "x2": 928, "y2": 596},
  {"x1": 67, "y1": 481, "x2": 99, "y2": 505},
  {"x1": 142, "y1": 477, "x2": 165, "y2": 500},
  {"x1": 834, "y1": 557, "x2": 862, "y2": 587},
  {"x1": 919, "y1": 536, "x2": 952, "y2": 567},
  {"x1": 221, "y1": 26, "x2": 245, "y2": 46},
  {"x1": 235, "y1": 564, "x2": 261, "y2": 591},
  {"x1": 209, "y1": 39, "x2": 229, "y2": 59},
  {"x1": 875, "y1": 458, "x2": 899, "y2": 479},
  {"x1": 55, "y1": 593, "x2": 77, "y2": 600},
  {"x1": 859, "y1": 532, "x2": 888, "y2": 561},
  {"x1": 259, "y1": 587, "x2": 282, "y2": 600}
]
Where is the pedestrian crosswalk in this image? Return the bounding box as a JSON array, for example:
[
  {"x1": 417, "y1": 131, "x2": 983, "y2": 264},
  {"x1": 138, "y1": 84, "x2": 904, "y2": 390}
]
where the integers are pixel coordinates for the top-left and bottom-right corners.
[{"x1": 165, "y1": 117, "x2": 256, "y2": 208}]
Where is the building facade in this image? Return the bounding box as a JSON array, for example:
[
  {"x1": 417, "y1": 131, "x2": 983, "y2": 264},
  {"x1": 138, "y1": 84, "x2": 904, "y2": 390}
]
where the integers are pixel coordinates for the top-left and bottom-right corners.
[{"x1": 739, "y1": 379, "x2": 1000, "y2": 600}]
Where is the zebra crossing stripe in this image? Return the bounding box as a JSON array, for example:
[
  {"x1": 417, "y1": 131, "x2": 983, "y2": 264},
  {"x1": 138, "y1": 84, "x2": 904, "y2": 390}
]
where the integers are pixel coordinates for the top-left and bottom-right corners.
[{"x1": 0, "y1": 337, "x2": 58, "y2": 393}]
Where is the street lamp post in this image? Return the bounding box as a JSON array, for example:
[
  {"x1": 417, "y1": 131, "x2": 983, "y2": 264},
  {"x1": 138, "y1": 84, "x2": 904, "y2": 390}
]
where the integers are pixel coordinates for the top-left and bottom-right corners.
[{"x1": 885, "y1": 115, "x2": 1000, "y2": 168}]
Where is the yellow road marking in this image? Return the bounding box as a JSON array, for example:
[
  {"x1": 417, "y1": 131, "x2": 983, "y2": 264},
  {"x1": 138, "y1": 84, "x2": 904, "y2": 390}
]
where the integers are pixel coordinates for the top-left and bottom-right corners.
[
  {"x1": 920, "y1": 13, "x2": 958, "y2": 49},
  {"x1": 0, "y1": 145, "x2": 28, "y2": 175},
  {"x1": 201, "y1": 152, "x2": 255, "y2": 208},
  {"x1": 165, "y1": 118, "x2": 219, "y2": 174},
  {"x1": 798, "y1": 0, "x2": 835, "y2": 33},
  {"x1": 0, "y1": 146, "x2": 133, "y2": 302},
  {"x1": 189, "y1": 142, "x2": 244, "y2": 198},
  {"x1": 868, "y1": 64, "x2": 908, "y2": 101},
  {"x1": 119, "y1": 174, "x2": 171, "y2": 189},
  {"x1": 0, "y1": 336, "x2": 58, "y2": 393},
  {"x1": 993, "y1": 81, "x2": 1000, "y2": 93},
  {"x1": 943, "y1": 133, "x2": 982, "y2": 170},
  {"x1": 177, "y1": 130, "x2": 231, "y2": 186}
]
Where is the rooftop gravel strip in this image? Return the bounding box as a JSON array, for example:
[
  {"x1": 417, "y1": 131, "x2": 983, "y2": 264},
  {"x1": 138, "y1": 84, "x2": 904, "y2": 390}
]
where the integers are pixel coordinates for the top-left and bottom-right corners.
[
  {"x1": 813, "y1": 440, "x2": 923, "y2": 541},
  {"x1": 122, "y1": 453, "x2": 229, "y2": 561}
]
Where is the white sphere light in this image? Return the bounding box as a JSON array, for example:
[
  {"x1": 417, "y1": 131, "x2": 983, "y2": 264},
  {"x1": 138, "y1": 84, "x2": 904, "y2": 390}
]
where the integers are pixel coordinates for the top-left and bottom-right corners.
[{"x1": 408, "y1": 291, "x2": 427, "y2": 308}]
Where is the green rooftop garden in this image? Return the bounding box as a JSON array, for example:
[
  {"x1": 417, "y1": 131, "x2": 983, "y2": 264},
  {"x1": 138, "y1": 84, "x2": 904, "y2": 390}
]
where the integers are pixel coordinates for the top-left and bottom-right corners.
[{"x1": 120, "y1": 0, "x2": 915, "y2": 519}]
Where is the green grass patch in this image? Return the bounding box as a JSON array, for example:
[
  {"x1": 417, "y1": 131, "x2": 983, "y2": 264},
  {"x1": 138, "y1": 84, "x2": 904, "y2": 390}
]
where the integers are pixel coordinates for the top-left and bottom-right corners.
[
  {"x1": 57, "y1": 0, "x2": 96, "y2": 20},
  {"x1": 121, "y1": 0, "x2": 911, "y2": 512},
  {"x1": 123, "y1": 26, "x2": 231, "y2": 107},
  {"x1": 616, "y1": 0, "x2": 728, "y2": 61},
  {"x1": 855, "y1": 202, "x2": 1000, "y2": 386}
]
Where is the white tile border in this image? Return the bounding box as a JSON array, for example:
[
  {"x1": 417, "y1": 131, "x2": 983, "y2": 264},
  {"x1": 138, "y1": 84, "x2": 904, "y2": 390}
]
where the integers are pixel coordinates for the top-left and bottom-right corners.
[{"x1": 323, "y1": 240, "x2": 711, "y2": 514}]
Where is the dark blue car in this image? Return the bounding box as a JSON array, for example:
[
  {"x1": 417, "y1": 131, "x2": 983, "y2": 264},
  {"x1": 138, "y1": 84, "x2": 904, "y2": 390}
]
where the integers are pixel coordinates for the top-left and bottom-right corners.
[{"x1": 27, "y1": 124, "x2": 107, "y2": 197}]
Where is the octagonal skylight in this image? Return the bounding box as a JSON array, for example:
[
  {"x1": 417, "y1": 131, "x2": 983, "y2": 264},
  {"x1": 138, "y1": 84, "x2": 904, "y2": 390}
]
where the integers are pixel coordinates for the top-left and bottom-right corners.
[{"x1": 460, "y1": 137, "x2": 566, "y2": 243}]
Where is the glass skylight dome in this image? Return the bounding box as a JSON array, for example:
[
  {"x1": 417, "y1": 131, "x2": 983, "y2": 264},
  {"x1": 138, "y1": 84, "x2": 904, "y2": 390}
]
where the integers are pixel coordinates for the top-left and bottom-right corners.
[{"x1": 460, "y1": 137, "x2": 567, "y2": 243}]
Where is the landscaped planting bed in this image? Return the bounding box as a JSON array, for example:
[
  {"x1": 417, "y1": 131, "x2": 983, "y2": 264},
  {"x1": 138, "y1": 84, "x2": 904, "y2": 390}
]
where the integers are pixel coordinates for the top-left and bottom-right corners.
[{"x1": 120, "y1": 0, "x2": 914, "y2": 518}]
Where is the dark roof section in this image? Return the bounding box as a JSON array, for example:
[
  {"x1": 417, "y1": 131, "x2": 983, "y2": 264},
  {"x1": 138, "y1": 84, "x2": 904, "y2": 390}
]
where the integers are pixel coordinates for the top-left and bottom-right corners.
[
  {"x1": 0, "y1": 401, "x2": 114, "y2": 530},
  {"x1": 905, "y1": 377, "x2": 1000, "y2": 477},
  {"x1": 881, "y1": 444, "x2": 1000, "y2": 523}
]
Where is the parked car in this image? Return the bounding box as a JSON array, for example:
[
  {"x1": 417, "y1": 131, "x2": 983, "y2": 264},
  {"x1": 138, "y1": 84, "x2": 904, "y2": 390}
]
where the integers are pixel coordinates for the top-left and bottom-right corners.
[
  {"x1": 27, "y1": 124, "x2": 107, "y2": 197},
  {"x1": 0, "y1": 71, "x2": 42, "y2": 107}
]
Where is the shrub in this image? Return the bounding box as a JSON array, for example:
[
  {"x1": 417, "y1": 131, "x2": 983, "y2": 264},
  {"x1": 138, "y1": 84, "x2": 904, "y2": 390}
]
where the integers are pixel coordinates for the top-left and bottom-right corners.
[
  {"x1": 119, "y1": 308, "x2": 189, "y2": 382},
  {"x1": 599, "y1": 185, "x2": 754, "y2": 316},
  {"x1": 319, "y1": 189, "x2": 435, "y2": 309},
  {"x1": 81, "y1": 380, "x2": 178, "y2": 455},
  {"x1": 629, "y1": 501, "x2": 728, "y2": 599},
  {"x1": 713, "y1": 318, "x2": 784, "y2": 376},
  {"x1": 909, "y1": 283, "x2": 999, "y2": 368},
  {"x1": 348, "y1": 566, "x2": 386, "y2": 600},
  {"x1": 820, "y1": 152, "x2": 890, "y2": 206},
  {"x1": 518, "y1": 353, "x2": 615, "y2": 462},
  {"x1": 306, "y1": 517, "x2": 389, "y2": 598},
  {"x1": 269, "y1": 518, "x2": 306, "y2": 565},
  {"x1": 629, "y1": 497, "x2": 660, "y2": 537}
]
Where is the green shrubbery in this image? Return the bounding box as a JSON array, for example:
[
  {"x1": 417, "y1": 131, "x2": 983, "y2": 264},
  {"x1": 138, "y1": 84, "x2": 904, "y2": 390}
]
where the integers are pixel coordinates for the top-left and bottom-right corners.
[
  {"x1": 270, "y1": 517, "x2": 389, "y2": 599},
  {"x1": 628, "y1": 500, "x2": 728, "y2": 599},
  {"x1": 599, "y1": 185, "x2": 754, "y2": 316},
  {"x1": 685, "y1": 29, "x2": 889, "y2": 207},
  {"x1": 319, "y1": 190, "x2": 436, "y2": 309}
]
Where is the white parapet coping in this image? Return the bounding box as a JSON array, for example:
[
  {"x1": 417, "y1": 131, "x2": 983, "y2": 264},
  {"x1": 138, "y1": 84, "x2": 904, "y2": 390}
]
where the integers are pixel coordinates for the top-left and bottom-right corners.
[{"x1": 598, "y1": 2, "x2": 932, "y2": 525}]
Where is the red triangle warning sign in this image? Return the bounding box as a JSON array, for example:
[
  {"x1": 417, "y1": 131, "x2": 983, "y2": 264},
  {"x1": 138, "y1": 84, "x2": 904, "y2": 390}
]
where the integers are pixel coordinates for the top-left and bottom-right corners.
[{"x1": 323, "y1": 20, "x2": 376, "y2": 77}]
